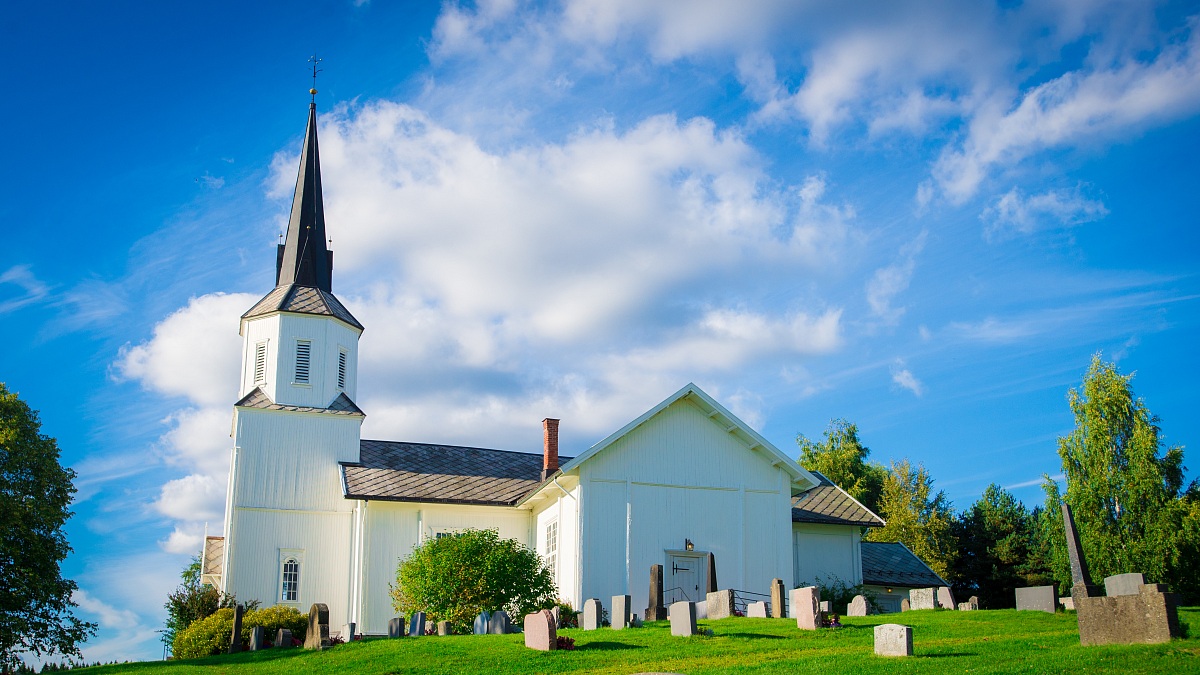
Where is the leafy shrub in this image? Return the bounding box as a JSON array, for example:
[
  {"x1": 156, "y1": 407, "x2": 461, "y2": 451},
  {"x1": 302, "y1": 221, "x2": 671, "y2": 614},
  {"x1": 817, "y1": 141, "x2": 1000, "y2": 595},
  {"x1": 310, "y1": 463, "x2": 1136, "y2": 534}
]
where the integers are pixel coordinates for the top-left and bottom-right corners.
[
  {"x1": 390, "y1": 528, "x2": 556, "y2": 629},
  {"x1": 800, "y1": 575, "x2": 882, "y2": 614},
  {"x1": 554, "y1": 601, "x2": 577, "y2": 629},
  {"x1": 243, "y1": 605, "x2": 307, "y2": 645},
  {"x1": 171, "y1": 608, "x2": 234, "y2": 659}
]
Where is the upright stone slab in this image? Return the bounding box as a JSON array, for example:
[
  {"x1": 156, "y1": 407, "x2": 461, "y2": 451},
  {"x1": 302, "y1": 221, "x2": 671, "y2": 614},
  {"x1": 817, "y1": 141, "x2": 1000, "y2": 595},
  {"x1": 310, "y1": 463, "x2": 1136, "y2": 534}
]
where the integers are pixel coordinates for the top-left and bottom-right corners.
[
  {"x1": 706, "y1": 552, "x2": 718, "y2": 594},
  {"x1": 488, "y1": 610, "x2": 511, "y2": 635},
  {"x1": 646, "y1": 564, "x2": 668, "y2": 621},
  {"x1": 1059, "y1": 597, "x2": 1075, "y2": 611},
  {"x1": 791, "y1": 586, "x2": 820, "y2": 630},
  {"x1": 228, "y1": 604, "x2": 244, "y2": 654},
  {"x1": 693, "y1": 600, "x2": 708, "y2": 620},
  {"x1": 746, "y1": 601, "x2": 768, "y2": 618},
  {"x1": 473, "y1": 611, "x2": 491, "y2": 635},
  {"x1": 1104, "y1": 573, "x2": 1147, "y2": 597},
  {"x1": 304, "y1": 603, "x2": 330, "y2": 650},
  {"x1": 847, "y1": 595, "x2": 869, "y2": 617},
  {"x1": 550, "y1": 606, "x2": 560, "y2": 628},
  {"x1": 937, "y1": 586, "x2": 956, "y2": 610},
  {"x1": 818, "y1": 600, "x2": 831, "y2": 613},
  {"x1": 874, "y1": 624, "x2": 913, "y2": 656},
  {"x1": 524, "y1": 610, "x2": 557, "y2": 651},
  {"x1": 958, "y1": 596, "x2": 979, "y2": 611},
  {"x1": 908, "y1": 588, "x2": 938, "y2": 610},
  {"x1": 1015, "y1": 586, "x2": 1057, "y2": 613},
  {"x1": 669, "y1": 601, "x2": 697, "y2": 637},
  {"x1": 388, "y1": 617, "x2": 405, "y2": 638},
  {"x1": 274, "y1": 628, "x2": 293, "y2": 648},
  {"x1": 408, "y1": 611, "x2": 426, "y2": 637},
  {"x1": 341, "y1": 623, "x2": 356, "y2": 641},
  {"x1": 582, "y1": 598, "x2": 603, "y2": 630},
  {"x1": 249, "y1": 626, "x2": 266, "y2": 651},
  {"x1": 1062, "y1": 503, "x2": 1101, "y2": 598},
  {"x1": 436, "y1": 621, "x2": 451, "y2": 636},
  {"x1": 900, "y1": 598, "x2": 910, "y2": 612},
  {"x1": 706, "y1": 590, "x2": 734, "y2": 619},
  {"x1": 770, "y1": 578, "x2": 787, "y2": 618},
  {"x1": 612, "y1": 595, "x2": 631, "y2": 629}
]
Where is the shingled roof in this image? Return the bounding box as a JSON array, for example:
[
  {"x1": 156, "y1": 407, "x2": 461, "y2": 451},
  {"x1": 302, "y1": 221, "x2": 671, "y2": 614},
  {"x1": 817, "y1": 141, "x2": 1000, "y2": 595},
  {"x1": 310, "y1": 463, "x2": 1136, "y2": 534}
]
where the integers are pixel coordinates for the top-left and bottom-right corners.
[
  {"x1": 791, "y1": 470, "x2": 884, "y2": 527},
  {"x1": 342, "y1": 440, "x2": 573, "y2": 507},
  {"x1": 242, "y1": 284, "x2": 363, "y2": 331},
  {"x1": 235, "y1": 387, "x2": 365, "y2": 416},
  {"x1": 861, "y1": 541, "x2": 948, "y2": 588}
]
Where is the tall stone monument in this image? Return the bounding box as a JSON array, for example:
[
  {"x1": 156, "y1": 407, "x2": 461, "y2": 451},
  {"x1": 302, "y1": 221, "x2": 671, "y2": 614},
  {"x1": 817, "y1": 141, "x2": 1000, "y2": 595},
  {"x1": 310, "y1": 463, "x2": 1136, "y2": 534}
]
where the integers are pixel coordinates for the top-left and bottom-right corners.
[
  {"x1": 706, "y1": 552, "x2": 718, "y2": 594},
  {"x1": 646, "y1": 564, "x2": 668, "y2": 621},
  {"x1": 770, "y1": 578, "x2": 787, "y2": 618}
]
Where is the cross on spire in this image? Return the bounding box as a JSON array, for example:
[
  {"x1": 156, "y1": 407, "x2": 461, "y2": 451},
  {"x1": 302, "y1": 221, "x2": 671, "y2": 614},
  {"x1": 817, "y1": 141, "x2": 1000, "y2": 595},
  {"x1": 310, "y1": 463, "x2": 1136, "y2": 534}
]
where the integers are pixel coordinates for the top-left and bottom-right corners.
[{"x1": 308, "y1": 55, "x2": 323, "y2": 102}]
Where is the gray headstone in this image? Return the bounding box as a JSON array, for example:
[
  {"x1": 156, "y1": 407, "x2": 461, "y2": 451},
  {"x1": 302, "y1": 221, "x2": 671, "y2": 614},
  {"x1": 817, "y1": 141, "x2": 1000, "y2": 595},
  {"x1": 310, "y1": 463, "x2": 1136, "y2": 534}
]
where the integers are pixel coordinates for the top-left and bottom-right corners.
[
  {"x1": 669, "y1": 601, "x2": 697, "y2": 637},
  {"x1": 646, "y1": 565, "x2": 667, "y2": 621},
  {"x1": 874, "y1": 623, "x2": 913, "y2": 656},
  {"x1": 631, "y1": 614, "x2": 642, "y2": 628},
  {"x1": 900, "y1": 598, "x2": 910, "y2": 612},
  {"x1": 770, "y1": 578, "x2": 787, "y2": 618},
  {"x1": 274, "y1": 628, "x2": 293, "y2": 648},
  {"x1": 488, "y1": 610, "x2": 510, "y2": 634},
  {"x1": 1104, "y1": 573, "x2": 1148, "y2": 597},
  {"x1": 1059, "y1": 596, "x2": 1075, "y2": 610},
  {"x1": 792, "y1": 586, "x2": 820, "y2": 630},
  {"x1": 937, "y1": 586, "x2": 956, "y2": 609},
  {"x1": 706, "y1": 590, "x2": 734, "y2": 620},
  {"x1": 473, "y1": 611, "x2": 491, "y2": 635},
  {"x1": 341, "y1": 623, "x2": 356, "y2": 641},
  {"x1": 819, "y1": 600, "x2": 831, "y2": 613},
  {"x1": 437, "y1": 621, "x2": 451, "y2": 636},
  {"x1": 523, "y1": 610, "x2": 557, "y2": 651},
  {"x1": 847, "y1": 595, "x2": 869, "y2": 617},
  {"x1": 909, "y1": 588, "x2": 938, "y2": 610},
  {"x1": 1015, "y1": 586, "x2": 1057, "y2": 613},
  {"x1": 706, "y1": 551, "x2": 718, "y2": 594},
  {"x1": 248, "y1": 626, "x2": 266, "y2": 651},
  {"x1": 583, "y1": 598, "x2": 603, "y2": 630},
  {"x1": 550, "y1": 606, "x2": 560, "y2": 628},
  {"x1": 409, "y1": 611, "x2": 426, "y2": 637},
  {"x1": 228, "y1": 604, "x2": 244, "y2": 654},
  {"x1": 957, "y1": 596, "x2": 979, "y2": 611},
  {"x1": 746, "y1": 601, "x2": 768, "y2": 618},
  {"x1": 612, "y1": 595, "x2": 631, "y2": 629},
  {"x1": 388, "y1": 617, "x2": 405, "y2": 638},
  {"x1": 693, "y1": 601, "x2": 708, "y2": 620},
  {"x1": 304, "y1": 603, "x2": 330, "y2": 650}
]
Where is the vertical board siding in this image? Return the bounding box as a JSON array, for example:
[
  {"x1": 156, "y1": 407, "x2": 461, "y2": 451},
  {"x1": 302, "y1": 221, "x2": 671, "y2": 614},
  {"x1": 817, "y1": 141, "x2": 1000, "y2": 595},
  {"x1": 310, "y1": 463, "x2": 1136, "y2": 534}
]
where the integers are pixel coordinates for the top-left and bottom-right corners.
[
  {"x1": 792, "y1": 524, "x2": 860, "y2": 588},
  {"x1": 241, "y1": 315, "x2": 281, "y2": 399},
  {"x1": 582, "y1": 480, "x2": 626, "y2": 603},
  {"x1": 235, "y1": 411, "x2": 362, "y2": 512},
  {"x1": 274, "y1": 314, "x2": 360, "y2": 409}
]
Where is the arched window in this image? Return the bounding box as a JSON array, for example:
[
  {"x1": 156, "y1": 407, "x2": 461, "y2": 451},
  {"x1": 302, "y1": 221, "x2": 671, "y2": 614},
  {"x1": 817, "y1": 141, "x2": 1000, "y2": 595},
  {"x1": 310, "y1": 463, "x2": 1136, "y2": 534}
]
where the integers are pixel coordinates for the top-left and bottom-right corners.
[{"x1": 281, "y1": 558, "x2": 300, "y2": 602}]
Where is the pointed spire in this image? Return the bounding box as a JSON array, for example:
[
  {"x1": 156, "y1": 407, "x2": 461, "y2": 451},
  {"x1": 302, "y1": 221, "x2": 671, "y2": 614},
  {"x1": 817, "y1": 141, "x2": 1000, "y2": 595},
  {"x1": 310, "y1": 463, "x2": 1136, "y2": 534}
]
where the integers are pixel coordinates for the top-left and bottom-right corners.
[{"x1": 276, "y1": 102, "x2": 333, "y2": 292}]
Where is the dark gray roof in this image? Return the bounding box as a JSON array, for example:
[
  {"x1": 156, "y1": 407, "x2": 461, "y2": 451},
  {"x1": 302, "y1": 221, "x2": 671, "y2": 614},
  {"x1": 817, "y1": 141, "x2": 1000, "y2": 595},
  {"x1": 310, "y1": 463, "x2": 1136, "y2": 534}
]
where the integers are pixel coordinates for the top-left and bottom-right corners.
[
  {"x1": 242, "y1": 283, "x2": 363, "y2": 330},
  {"x1": 235, "y1": 387, "x2": 365, "y2": 416},
  {"x1": 277, "y1": 103, "x2": 333, "y2": 292},
  {"x1": 342, "y1": 440, "x2": 572, "y2": 507},
  {"x1": 791, "y1": 471, "x2": 884, "y2": 527},
  {"x1": 861, "y1": 541, "x2": 948, "y2": 588}
]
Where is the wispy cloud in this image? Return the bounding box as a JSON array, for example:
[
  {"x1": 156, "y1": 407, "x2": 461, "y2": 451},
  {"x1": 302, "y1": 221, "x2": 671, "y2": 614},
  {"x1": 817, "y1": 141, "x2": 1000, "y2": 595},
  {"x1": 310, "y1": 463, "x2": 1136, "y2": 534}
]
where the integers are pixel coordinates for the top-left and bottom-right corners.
[
  {"x1": 1005, "y1": 473, "x2": 1065, "y2": 490},
  {"x1": 981, "y1": 185, "x2": 1108, "y2": 241},
  {"x1": 0, "y1": 264, "x2": 50, "y2": 314},
  {"x1": 890, "y1": 359, "x2": 923, "y2": 396}
]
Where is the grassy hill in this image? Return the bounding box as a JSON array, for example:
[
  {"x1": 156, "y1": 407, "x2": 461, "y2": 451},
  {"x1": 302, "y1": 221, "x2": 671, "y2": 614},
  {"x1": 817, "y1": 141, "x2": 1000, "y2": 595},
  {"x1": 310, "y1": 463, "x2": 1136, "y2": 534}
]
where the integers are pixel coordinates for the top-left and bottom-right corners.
[{"x1": 80, "y1": 607, "x2": 1198, "y2": 674}]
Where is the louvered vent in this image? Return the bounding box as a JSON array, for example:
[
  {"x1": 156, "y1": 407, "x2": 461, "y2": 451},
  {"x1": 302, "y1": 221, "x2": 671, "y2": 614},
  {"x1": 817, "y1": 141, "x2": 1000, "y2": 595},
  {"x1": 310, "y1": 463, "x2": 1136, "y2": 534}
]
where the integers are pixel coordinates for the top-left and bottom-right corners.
[
  {"x1": 295, "y1": 341, "x2": 312, "y2": 383},
  {"x1": 337, "y1": 350, "x2": 347, "y2": 390},
  {"x1": 253, "y1": 342, "x2": 267, "y2": 384}
]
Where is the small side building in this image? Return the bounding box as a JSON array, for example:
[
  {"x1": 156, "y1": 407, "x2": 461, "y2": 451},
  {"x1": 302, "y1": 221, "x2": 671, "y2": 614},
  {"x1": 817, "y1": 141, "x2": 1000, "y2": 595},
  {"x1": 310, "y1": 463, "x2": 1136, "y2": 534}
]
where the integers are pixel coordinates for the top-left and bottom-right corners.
[{"x1": 860, "y1": 541, "x2": 948, "y2": 612}]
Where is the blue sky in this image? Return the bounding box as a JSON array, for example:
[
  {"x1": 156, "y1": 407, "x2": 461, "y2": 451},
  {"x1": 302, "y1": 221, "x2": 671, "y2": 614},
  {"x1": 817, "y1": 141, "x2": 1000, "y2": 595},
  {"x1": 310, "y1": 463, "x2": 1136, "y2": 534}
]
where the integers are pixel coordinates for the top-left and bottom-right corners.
[{"x1": 3, "y1": 0, "x2": 1199, "y2": 664}]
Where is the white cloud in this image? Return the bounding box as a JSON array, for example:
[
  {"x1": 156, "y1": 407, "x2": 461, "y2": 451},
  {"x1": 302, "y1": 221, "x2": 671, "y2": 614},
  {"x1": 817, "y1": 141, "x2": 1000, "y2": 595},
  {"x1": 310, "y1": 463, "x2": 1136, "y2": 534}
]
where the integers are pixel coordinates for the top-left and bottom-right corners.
[
  {"x1": 890, "y1": 359, "x2": 923, "y2": 396},
  {"x1": 981, "y1": 186, "x2": 1108, "y2": 240},
  {"x1": 866, "y1": 230, "x2": 927, "y2": 324},
  {"x1": 155, "y1": 473, "x2": 226, "y2": 523},
  {"x1": 0, "y1": 264, "x2": 50, "y2": 314}
]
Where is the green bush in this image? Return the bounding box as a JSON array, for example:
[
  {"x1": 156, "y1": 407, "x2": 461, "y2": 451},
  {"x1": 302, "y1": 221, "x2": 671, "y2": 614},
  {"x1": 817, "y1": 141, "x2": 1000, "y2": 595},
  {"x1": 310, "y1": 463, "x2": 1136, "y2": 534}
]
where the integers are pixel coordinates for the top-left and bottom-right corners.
[
  {"x1": 172, "y1": 605, "x2": 307, "y2": 659},
  {"x1": 800, "y1": 575, "x2": 882, "y2": 615},
  {"x1": 390, "y1": 528, "x2": 556, "y2": 630},
  {"x1": 244, "y1": 605, "x2": 307, "y2": 645}
]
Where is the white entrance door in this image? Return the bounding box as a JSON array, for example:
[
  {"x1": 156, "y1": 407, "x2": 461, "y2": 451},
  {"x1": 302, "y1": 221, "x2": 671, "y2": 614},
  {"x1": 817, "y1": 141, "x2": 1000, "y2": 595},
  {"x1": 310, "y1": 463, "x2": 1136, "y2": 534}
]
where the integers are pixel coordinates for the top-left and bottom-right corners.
[{"x1": 667, "y1": 554, "x2": 702, "y2": 604}]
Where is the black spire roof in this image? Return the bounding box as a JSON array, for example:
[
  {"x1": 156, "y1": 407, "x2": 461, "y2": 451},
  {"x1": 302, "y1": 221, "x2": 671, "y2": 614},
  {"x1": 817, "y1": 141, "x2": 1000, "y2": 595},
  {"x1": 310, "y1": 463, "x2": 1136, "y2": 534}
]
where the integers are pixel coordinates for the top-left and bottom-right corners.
[{"x1": 276, "y1": 102, "x2": 333, "y2": 291}]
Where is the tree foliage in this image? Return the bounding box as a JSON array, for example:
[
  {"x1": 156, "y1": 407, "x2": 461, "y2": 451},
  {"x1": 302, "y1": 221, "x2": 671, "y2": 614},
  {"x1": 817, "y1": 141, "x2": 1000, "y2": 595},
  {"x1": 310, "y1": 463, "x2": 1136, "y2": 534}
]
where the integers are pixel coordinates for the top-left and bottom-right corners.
[
  {"x1": 950, "y1": 484, "x2": 1051, "y2": 608},
  {"x1": 390, "y1": 529, "x2": 556, "y2": 630},
  {"x1": 866, "y1": 459, "x2": 956, "y2": 580},
  {"x1": 163, "y1": 557, "x2": 243, "y2": 654},
  {"x1": 171, "y1": 605, "x2": 304, "y2": 660},
  {"x1": 797, "y1": 419, "x2": 888, "y2": 515},
  {"x1": 0, "y1": 384, "x2": 96, "y2": 671}
]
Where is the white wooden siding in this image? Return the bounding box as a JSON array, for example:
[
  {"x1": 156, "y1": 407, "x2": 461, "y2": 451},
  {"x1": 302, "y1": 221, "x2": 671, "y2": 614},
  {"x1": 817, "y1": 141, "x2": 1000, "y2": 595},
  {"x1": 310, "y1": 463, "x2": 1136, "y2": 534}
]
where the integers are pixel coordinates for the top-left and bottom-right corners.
[
  {"x1": 241, "y1": 314, "x2": 359, "y2": 407},
  {"x1": 792, "y1": 523, "x2": 862, "y2": 588}
]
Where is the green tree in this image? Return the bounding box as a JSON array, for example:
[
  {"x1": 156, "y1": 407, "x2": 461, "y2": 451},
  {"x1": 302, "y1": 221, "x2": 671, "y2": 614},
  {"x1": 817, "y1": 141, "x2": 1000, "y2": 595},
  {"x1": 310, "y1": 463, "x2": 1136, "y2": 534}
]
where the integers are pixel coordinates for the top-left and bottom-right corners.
[
  {"x1": 797, "y1": 419, "x2": 888, "y2": 515},
  {"x1": 0, "y1": 384, "x2": 96, "y2": 672},
  {"x1": 1043, "y1": 355, "x2": 1198, "y2": 600},
  {"x1": 950, "y1": 484, "x2": 1038, "y2": 608},
  {"x1": 390, "y1": 529, "x2": 556, "y2": 630},
  {"x1": 866, "y1": 459, "x2": 956, "y2": 580},
  {"x1": 163, "y1": 557, "x2": 240, "y2": 653}
]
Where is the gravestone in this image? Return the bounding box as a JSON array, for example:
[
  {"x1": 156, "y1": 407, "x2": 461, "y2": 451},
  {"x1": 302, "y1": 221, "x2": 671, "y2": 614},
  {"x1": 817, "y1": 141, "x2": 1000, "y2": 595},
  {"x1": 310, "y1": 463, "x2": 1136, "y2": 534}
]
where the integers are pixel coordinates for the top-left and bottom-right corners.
[
  {"x1": 341, "y1": 623, "x2": 356, "y2": 641},
  {"x1": 937, "y1": 586, "x2": 956, "y2": 610},
  {"x1": 388, "y1": 617, "x2": 405, "y2": 638},
  {"x1": 746, "y1": 601, "x2": 768, "y2": 618},
  {"x1": 770, "y1": 578, "x2": 787, "y2": 618},
  {"x1": 908, "y1": 588, "x2": 938, "y2": 610},
  {"x1": 791, "y1": 586, "x2": 821, "y2": 630},
  {"x1": 646, "y1": 564, "x2": 668, "y2": 620},
  {"x1": 706, "y1": 552, "x2": 718, "y2": 594},
  {"x1": 473, "y1": 611, "x2": 491, "y2": 635},
  {"x1": 847, "y1": 595, "x2": 869, "y2": 617},
  {"x1": 1059, "y1": 597, "x2": 1075, "y2": 611},
  {"x1": 228, "y1": 604, "x2": 244, "y2": 654},
  {"x1": 612, "y1": 595, "x2": 631, "y2": 629},
  {"x1": 669, "y1": 601, "x2": 697, "y2": 637},
  {"x1": 249, "y1": 626, "x2": 266, "y2": 651},
  {"x1": 900, "y1": 598, "x2": 910, "y2": 612},
  {"x1": 693, "y1": 601, "x2": 708, "y2": 620},
  {"x1": 957, "y1": 596, "x2": 979, "y2": 611},
  {"x1": 274, "y1": 628, "x2": 293, "y2": 648},
  {"x1": 550, "y1": 606, "x2": 560, "y2": 628},
  {"x1": 1015, "y1": 586, "x2": 1057, "y2": 613},
  {"x1": 436, "y1": 621, "x2": 451, "y2": 636},
  {"x1": 706, "y1": 590, "x2": 734, "y2": 619},
  {"x1": 630, "y1": 614, "x2": 642, "y2": 628},
  {"x1": 873, "y1": 624, "x2": 913, "y2": 656},
  {"x1": 819, "y1": 600, "x2": 831, "y2": 613},
  {"x1": 1104, "y1": 573, "x2": 1147, "y2": 597},
  {"x1": 408, "y1": 611, "x2": 426, "y2": 637},
  {"x1": 304, "y1": 603, "x2": 330, "y2": 650},
  {"x1": 488, "y1": 610, "x2": 511, "y2": 635},
  {"x1": 583, "y1": 598, "x2": 603, "y2": 630},
  {"x1": 524, "y1": 610, "x2": 557, "y2": 651}
]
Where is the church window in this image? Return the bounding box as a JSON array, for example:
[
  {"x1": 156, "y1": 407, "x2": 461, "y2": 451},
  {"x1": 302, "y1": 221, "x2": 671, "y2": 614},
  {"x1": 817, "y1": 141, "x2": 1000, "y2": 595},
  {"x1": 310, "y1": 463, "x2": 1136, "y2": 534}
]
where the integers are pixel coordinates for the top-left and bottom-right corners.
[
  {"x1": 294, "y1": 340, "x2": 312, "y2": 384},
  {"x1": 281, "y1": 558, "x2": 300, "y2": 601},
  {"x1": 544, "y1": 520, "x2": 558, "y2": 575},
  {"x1": 337, "y1": 349, "x2": 348, "y2": 390},
  {"x1": 253, "y1": 342, "x2": 267, "y2": 385}
]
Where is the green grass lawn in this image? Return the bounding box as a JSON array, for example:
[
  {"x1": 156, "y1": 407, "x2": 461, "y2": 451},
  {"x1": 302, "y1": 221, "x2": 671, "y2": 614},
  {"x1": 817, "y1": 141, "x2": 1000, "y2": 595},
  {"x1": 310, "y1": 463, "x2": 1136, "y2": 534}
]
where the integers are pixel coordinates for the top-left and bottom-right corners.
[{"x1": 80, "y1": 607, "x2": 1199, "y2": 674}]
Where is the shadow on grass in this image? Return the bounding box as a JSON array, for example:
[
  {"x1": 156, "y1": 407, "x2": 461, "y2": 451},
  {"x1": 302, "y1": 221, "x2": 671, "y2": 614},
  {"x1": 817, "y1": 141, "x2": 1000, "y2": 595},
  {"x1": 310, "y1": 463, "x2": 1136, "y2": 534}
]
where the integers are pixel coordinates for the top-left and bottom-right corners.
[
  {"x1": 576, "y1": 641, "x2": 647, "y2": 651},
  {"x1": 920, "y1": 652, "x2": 978, "y2": 658},
  {"x1": 717, "y1": 633, "x2": 788, "y2": 640}
]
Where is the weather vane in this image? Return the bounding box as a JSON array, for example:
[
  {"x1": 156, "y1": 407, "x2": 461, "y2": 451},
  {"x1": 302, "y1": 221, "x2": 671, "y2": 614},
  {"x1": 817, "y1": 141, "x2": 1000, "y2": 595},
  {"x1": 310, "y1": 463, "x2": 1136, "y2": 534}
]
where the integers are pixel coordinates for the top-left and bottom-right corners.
[{"x1": 308, "y1": 55, "x2": 323, "y2": 102}]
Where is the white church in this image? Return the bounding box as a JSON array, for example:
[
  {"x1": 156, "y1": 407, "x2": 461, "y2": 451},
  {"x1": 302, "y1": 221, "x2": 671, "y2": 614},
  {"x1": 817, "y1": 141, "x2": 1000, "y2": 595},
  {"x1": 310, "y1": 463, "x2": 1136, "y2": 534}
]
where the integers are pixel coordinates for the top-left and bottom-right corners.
[{"x1": 204, "y1": 100, "x2": 940, "y2": 631}]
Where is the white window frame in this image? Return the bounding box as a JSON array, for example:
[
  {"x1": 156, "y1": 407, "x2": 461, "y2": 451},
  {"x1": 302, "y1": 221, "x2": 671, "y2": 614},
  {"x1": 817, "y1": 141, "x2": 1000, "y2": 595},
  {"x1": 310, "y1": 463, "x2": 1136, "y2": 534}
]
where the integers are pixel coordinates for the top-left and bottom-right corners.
[
  {"x1": 544, "y1": 519, "x2": 559, "y2": 579},
  {"x1": 278, "y1": 549, "x2": 304, "y2": 605},
  {"x1": 293, "y1": 340, "x2": 312, "y2": 386},
  {"x1": 253, "y1": 341, "x2": 268, "y2": 385}
]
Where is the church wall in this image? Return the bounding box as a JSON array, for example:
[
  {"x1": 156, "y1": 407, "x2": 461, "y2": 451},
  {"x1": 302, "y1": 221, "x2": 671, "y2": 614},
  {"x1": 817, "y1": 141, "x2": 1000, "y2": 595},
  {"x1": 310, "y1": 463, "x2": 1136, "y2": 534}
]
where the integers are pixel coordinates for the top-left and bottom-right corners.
[
  {"x1": 271, "y1": 314, "x2": 361, "y2": 408},
  {"x1": 240, "y1": 315, "x2": 281, "y2": 399},
  {"x1": 532, "y1": 483, "x2": 580, "y2": 609},
  {"x1": 792, "y1": 522, "x2": 862, "y2": 589}
]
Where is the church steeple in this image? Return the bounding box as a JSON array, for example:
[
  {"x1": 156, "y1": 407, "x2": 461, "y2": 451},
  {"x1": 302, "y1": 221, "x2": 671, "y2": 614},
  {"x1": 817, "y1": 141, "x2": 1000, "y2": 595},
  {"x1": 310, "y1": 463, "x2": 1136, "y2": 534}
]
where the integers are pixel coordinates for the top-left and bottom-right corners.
[{"x1": 276, "y1": 102, "x2": 333, "y2": 292}]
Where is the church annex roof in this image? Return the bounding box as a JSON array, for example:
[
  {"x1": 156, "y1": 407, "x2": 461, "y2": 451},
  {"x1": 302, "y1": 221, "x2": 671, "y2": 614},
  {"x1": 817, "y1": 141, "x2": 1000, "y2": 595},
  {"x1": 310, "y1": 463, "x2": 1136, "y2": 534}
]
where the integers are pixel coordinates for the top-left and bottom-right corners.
[
  {"x1": 241, "y1": 283, "x2": 363, "y2": 331},
  {"x1": 791, "y1": 470, "x2": 884, "y2": 527},
  {"x1": 860, "y1": 541, "x2": 948, "y2": 588},
  {"x1": 235, "y1": 386, "x2": 365, "y2": 416},
  {"x1": 341, "y1": 440, "x2": 574, "y2": 507}
]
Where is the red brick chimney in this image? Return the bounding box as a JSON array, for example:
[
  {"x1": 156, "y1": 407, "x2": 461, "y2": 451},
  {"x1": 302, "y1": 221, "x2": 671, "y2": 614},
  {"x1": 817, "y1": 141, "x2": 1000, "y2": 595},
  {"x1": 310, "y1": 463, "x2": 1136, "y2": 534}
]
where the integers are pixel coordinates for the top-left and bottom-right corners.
[{"x1": 541, "y1": 418, "x2": 560, "y2": 481}]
